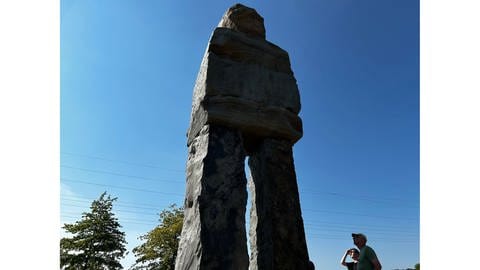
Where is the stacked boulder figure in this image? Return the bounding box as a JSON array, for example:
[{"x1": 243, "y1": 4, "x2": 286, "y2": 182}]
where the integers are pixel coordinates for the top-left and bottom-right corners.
[{"x1": 175, "y1": 4, "x2": 312, "y2": 270}]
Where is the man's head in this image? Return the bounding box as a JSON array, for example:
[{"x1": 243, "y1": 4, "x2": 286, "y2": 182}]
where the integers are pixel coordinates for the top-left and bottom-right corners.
[
  {"x1": 352, "y1": 233, "x2": 367, "y2": 247},
  {"x1": 349, "y1": 248, "x2": 360, "y2": 260}
]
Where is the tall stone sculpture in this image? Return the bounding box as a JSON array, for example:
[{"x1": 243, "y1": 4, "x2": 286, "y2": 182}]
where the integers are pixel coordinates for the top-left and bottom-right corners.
[{"x1": 175, "y1": 4, "x2": 311, "y2": 270}]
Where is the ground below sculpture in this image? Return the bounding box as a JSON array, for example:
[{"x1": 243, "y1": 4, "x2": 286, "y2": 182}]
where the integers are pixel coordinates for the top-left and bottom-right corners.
[{"x1": 175, "y1": 4, "x2": 312, "y2": 270}]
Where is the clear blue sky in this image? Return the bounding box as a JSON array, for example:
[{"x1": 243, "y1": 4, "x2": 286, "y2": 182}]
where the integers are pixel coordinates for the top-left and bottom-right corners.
[{"x1": 60, "y1": 1, "x2": 419, "y2": 269}]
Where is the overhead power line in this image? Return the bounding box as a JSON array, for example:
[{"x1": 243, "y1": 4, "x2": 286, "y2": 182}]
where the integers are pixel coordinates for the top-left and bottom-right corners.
[
  {"x1": 61, "y1": 214, "x2": 157, "y2": 226},
  {"x1": 62, "y1": 197, "x2": 165, "y2": 211},
  {"x1": 61, "y1": 203, "x2": 161, "y2": 216},
  {"x1": 60, "y1": 202, "x2": 418, "y2": 235},
  {"x1": 60, "y1": 209, "x2": 418, "y2": 239},
  {"x1": 61, "y1": 211, "x2": 159, "y2": 224},
  {"x1": 61, "y1": 178, "x2": 184, "y2": 197},
  {"x1": 60, "y1": 194, "x2": 181, "y2": 209},
  {"x1": 304, "y1": 226, "x2": 418, "y2": 236},
  {"x1": 300, "y1": 190, "x2": 418, "y2": 208},
  {"x1": 61, "y1": 178, "x2": 417, "y2": 218},
  {"x1": 306, "y1": 234, "x2": 418, "y2": 243},
  {"x1": 302, "y1": 221, "x2": 418, "y2": 232},
  {"x1": 61, "y1": 151, "x2": 184, "y2": 172},
  {"x1": 302, "y1": 208, "x2": 417, "y2": 221},
  {"x1": 61, "y1": 152, "x2": 418, "y2": 205},
  {"x1": 61, "y1": 198, "x2": 417, "y2": 234},
  {"x1": 61, "y1": 164, "x2": 184, "y2": 184},
  {"x1": 61, "y1": 213, "x2": 419, "y2": 244},
  {"x1": 61, "y1": 164, "x2": 417, "y2": 208},
  {"x1": 60, "y1": 178, "x2": 417, "y2": 222}
]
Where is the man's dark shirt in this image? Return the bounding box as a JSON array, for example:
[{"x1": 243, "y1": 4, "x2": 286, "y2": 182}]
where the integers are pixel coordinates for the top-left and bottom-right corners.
[{"x1": 346, "y1": 262, "x2": 358, "y2": 270}]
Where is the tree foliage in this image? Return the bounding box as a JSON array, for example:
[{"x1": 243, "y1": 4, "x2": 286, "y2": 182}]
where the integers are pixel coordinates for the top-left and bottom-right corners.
[
  {"x1": 60, "y1": 192, "x2": 127, "y2": 270},
  {"x1": 130, "y1": 205, "x2": 184, "y2": 270},
  {"x1": 415, "y1": 263, "x2": 420, "y2": 270}
]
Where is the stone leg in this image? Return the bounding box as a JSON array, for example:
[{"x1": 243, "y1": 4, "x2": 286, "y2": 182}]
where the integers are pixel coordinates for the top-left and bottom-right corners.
[
  {"x1": 175, "y1": 125, "x2": 249, "y2": 270},
  {"x1": 248, "y1": 138, "x2": 310, "y2": 270}
]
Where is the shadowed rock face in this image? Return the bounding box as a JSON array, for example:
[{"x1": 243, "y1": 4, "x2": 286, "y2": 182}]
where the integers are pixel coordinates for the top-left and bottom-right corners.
[{"x1": 175, "y1": 3, "x2": 311, "y2": 270}]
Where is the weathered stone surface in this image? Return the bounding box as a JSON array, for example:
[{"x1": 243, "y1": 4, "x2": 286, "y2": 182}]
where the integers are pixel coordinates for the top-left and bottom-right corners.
[
  {"x1": 205, "y1": 51, "x2": 299, "y2": 109},
  {"x1": 187, "y1": 7, "x2": 302, "y2": 146},
  {"x1": 218, "y1": 3, "x2": 266, "y2": 39},
  {"x1": 204, "y1": 96, "x2": 302, "y2": 143},
  {"x1": 209, "y1": 28, "x2": 293, "y2": 75},
  {"x1": 175, "y1": 125, "x2": 249, "y2": 270},
  {"x1": 176, "y1": 3, "x2": 311, "y2": 270},
  {"x1": 248, "y1": 138, "x2": 310, "y2": 270},
  {"x1": 187, "y1": 30, "x2": 302, "y2": 145},
  {"x1": 174, "y1": 126, "x2": 207, "y2": 270}
]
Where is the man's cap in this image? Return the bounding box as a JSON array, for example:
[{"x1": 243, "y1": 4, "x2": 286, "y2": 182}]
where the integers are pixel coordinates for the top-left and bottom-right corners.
[{"x1": 352, "y1": 233, "x2": 367, "y2": 241}]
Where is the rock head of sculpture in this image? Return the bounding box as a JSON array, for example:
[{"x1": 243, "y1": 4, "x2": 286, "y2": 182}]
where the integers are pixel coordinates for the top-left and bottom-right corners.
[
  {"x1": 218, "y1": 3, "x2": 266, "y2": 39},
  {"x1": 175, "y1": 3, "x2": 312, "y2": 270}
]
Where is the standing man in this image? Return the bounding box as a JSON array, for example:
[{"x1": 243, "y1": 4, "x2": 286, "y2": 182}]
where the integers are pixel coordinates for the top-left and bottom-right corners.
[{"x1": 352, "y1": 233, "x2": 382, "y2": 270}]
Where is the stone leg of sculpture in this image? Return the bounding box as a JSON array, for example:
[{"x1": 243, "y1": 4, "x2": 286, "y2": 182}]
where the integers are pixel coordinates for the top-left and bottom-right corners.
[
  {"x1": 248, "y1": 138, "x2": 310, "y2": 270},
  {"x1": 175, "y1": 124, "x2": 249, "y2": 270}
]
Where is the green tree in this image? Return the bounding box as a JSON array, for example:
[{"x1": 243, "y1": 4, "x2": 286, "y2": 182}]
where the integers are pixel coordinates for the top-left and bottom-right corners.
[
  {"x1": 130, "y1": 205, "x2": 184, "y2": 270},
  {"x1": 415, "y1": 263, "x2": 420, "y2": 270},
  {"x1": 60, "y1": 192, "x2": 127, "y2": 270}
]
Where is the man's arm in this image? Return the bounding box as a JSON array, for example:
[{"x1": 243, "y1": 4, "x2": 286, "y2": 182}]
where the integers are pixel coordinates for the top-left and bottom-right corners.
[
  {"x1": 365, "y1": 247, "x2": 381, "y2": 270},
  {"x1": 371, "y1": 258, "x2": 382, "y2": 270},
  {"x1": 340, "y1": 249, "x2": 349, "y2": 266}
]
